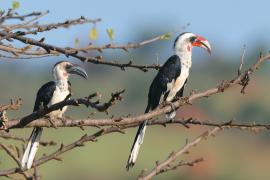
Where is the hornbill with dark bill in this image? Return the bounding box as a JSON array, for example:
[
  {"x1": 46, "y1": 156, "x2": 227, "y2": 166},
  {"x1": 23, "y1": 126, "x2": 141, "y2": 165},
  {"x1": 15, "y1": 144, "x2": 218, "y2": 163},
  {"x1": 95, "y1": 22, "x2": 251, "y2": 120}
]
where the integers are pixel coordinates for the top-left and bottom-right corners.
[
  {"x1": 21, "y1": 61, "x2": 88, "y2": 170},
  {"x1": 126, "y1": 32, "x2": 211, "y2": 170}
]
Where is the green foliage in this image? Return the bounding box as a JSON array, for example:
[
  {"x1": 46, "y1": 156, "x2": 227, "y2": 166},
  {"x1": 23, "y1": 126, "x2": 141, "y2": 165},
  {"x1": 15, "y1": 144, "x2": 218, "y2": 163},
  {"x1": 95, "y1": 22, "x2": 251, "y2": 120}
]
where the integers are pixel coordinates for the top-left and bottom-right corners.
[
  {"x1": 89, "y1": 26, "x2": 98, "y2": 40},
  {"x1": 74, "y1": 37, "x2": 79, "y2": 46},
  {"x1": 106, "y1": 28, "x2": 115, "y2": 41},
  {"x1": 12, "y1": 0, "x2": 20, "y2": 10},
  {"x1": 160, "y1": 32, "x2": 172, "y2": 40}
]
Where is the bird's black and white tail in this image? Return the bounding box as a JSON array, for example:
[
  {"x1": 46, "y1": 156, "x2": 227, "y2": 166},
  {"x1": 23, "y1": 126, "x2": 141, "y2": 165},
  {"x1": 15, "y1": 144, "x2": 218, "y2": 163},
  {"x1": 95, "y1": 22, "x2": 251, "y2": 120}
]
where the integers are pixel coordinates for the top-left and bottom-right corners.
[
  {"x1": 21, "y1": 127, "x2": 43, "y2": 170},
  {"x1": 126, "y1": 105, "x2": 151, "y2": 171},
  {"x1": 126, "y1": 120, "x2": 147, "y2": 170}
]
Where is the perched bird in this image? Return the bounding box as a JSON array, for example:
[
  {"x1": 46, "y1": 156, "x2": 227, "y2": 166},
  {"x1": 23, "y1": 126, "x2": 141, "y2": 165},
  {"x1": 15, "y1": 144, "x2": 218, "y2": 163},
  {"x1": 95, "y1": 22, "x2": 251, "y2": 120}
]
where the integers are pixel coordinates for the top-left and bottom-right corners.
[
  {"x1": 126, "y1": 32, "x2": 211, "y2": 170},
  {"x1": 21, "y1": 61, "x2": 88, "y2": 170}
]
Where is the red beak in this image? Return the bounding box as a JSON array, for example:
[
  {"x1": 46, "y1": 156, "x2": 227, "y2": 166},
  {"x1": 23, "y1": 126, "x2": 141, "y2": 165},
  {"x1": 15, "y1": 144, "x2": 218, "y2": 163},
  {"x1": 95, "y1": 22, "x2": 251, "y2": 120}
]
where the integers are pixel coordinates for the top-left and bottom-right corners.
[{"x1": 192, "y1": 35, "x2": 212, "y2": 54}]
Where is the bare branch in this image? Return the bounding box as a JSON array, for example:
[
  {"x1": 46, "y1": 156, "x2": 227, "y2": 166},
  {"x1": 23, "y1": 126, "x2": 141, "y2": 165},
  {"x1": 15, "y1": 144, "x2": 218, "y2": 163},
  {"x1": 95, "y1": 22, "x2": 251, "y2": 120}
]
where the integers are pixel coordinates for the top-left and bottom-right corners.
[
  {"x1": 5, "y1": 11, "x2": 50, "y2": 30},
  {"x1": 238, "y1": 45, "x2": 246, "y2": 75},
  {"x1": 0, "y1": 11, "x2": 43, "y2": 23},
  {"x1": 0, "y1": 98, "x2": 22, "y2": 112},
  {"x1": 2, "y1": 52, "x2": 269, "y2": 131},
  {"x1": 0, "y1": 30, "x2": 161, "y2": 71},
  {"x1": 0, "y1": 142, "x2": 30, "y2": 179},
  {"x1": 0, "y1": 16, "x2": 101, "y2": 40},
  {"x1": 76, "y1": 33, "x2": 174, "y2": 52},
  {"x1": 138, "y1": 127, "x2": 220, "y2": 180},
  {"x1": 139, "y1": 157, "x2": 204, "y2": 178},
  {"x1": 0, "y1": 131, "x2": 57, "y2": 147},
  {"x1": 0, "y1": 143, "x2": 21, "y2": 166},
  {"x1": 2, "y1": 90, "x2": 124, "y2": 129},
  {"x1": 1, "y1": 118, "x2": 270, "y2": 176}
]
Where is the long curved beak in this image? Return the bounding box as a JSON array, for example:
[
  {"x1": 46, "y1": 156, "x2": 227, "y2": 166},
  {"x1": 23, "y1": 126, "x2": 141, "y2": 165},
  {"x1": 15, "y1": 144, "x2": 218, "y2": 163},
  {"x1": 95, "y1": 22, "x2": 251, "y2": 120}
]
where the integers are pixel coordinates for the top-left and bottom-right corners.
[
  {"x1": 67, "y1": 64, "x2": 88, "y2": 79},
  {"x1": 192, "y1": 35, "x2": 212, "y2": 54}
]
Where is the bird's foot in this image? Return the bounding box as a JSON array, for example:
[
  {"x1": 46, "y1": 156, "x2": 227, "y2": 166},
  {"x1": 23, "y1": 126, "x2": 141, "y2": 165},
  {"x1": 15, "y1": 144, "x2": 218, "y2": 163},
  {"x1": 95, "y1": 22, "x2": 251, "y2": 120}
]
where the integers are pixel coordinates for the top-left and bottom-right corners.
[
  {"x1": 164, "y1": 101, "x2": 176, "y2": 120},
  {"x1": 57, "y1": 117, "x2": 67, "y2": 125},
  {"x1": 163, "y1": 101, "x2": 176, "y2": 111},
  {"x1": 45, "y1": 116, "x2": 58, "y2": 129}
]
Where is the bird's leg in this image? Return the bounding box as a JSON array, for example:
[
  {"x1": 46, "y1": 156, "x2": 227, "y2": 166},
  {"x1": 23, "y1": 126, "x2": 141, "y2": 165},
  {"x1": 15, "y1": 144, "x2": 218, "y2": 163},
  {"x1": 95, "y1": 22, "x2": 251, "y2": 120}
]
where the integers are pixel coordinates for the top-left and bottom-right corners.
[
  {"x1": 57, "y1": 116, "x2": 67, "y2": 125},
  {"x1": 163, "y1": 101, "x2": 177, "y2": 120},
  {"x1": 45, "y1": 115, "x2": 58, "y2": 129},
  {"x1": 163, "y1": 101, "x2": 176, "y2": 111},
  {"x1": 41, "y1": 104, "x2": 58, "y2": 129}
]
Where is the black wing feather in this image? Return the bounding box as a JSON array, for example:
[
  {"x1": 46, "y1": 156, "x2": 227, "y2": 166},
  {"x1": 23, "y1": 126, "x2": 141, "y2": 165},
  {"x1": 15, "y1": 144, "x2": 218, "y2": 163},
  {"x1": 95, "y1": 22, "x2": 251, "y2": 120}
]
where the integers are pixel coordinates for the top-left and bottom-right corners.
[
  {"x1": 146, "y1": 55, "x2": 186, "y2": 112},
  {"x1": 33, "y1": 81, "x2": 56, "y2": 112}
]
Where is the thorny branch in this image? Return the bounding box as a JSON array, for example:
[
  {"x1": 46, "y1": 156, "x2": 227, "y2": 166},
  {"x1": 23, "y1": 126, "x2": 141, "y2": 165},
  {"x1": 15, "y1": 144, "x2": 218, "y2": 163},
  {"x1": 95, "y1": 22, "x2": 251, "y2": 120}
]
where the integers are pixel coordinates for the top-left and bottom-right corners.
[
  {"x1": 0, "y1": 98, "x2": 22, "y2": 112},
  {"x1": 3, "y1": 115, "x2": 268, "y2": 177},
  {"x1": 0, "y1": 142, "x2": 30, "y2": 179},
  {"x1": 0, "y1": 131, "x2": 56, "y2": 146},
  {"x1": 5, "y1": 89, "x2": 125, "y2": 129},
  {"x1": 0, "y1": 10, "x2": 168, "y2": 71},
  {"x1": 0, "y1": 30, "x2": 162, "y2": 71},
  {"x1": 149, "y1": 157, "x2": 204, "y2": 177},
  {"x1": 0, "y1": 98, "x2": 22, "y2": 130},
  {"x1": 0, "y1": 11, "x2": 43, "y2": 23},
  {"x1": 0, "y1": 16, "x2": 102, "y2": 41},
  {"x1": 2, "y1": 52, "x2": 270, "y2": 130}
]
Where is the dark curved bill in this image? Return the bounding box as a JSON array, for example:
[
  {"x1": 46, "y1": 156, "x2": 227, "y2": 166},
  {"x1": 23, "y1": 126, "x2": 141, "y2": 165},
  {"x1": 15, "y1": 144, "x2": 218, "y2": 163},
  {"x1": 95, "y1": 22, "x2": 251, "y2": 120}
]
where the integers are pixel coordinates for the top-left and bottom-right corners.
[
  {"x1": 200, "y1": 41, "x2": 211, "y2": 54},
  {"x1": 68, "y1": 65, "x2": 88, "y2": 79}
]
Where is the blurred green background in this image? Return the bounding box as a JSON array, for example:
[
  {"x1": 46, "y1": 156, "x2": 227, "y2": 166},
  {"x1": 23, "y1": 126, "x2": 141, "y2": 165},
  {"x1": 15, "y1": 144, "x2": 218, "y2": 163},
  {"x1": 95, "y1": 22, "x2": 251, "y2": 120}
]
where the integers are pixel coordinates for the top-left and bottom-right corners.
[{"x1": 1, "y1": 0, "x2": 270, "y2": 179}]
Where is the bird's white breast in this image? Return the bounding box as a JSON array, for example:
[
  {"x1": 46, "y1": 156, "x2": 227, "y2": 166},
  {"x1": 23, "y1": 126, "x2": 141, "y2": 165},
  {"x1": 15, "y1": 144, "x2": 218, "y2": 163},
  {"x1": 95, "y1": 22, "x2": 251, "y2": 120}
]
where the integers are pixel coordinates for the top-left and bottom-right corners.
[
  {"x1": 48, "y1": 85, "x2": 69, "y2": 118},
  {"x1": 165, "y1": 59, "x2": 191, "y2": 102}
]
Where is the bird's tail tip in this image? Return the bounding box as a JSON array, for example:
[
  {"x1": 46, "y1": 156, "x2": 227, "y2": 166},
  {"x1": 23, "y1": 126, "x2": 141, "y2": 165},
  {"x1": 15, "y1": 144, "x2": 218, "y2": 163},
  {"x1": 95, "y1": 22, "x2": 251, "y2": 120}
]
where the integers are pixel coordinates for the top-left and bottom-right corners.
[
  {"x1": 20, "y1": 164, "x2": 29, "y2": 171},
  {"x1": 21, "y1": 156, "x2": 33, "y2": 170},
  {"x1": 21, "y1": 127, "x2": 43, "y2": 170},
  {"x1": 126, "y1": 160, "x2": 135, "y2": 171},
  {"x1": 126, "y1": 144, "x2": 140, "y2": 171}
]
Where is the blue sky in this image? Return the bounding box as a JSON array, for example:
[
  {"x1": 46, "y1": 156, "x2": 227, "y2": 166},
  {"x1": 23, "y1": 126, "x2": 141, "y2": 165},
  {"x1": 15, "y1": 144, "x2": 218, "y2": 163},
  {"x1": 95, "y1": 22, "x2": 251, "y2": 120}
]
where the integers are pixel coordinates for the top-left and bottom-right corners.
[{"x1": 1, "y1": 0, "x2": 270, "y2": 59}]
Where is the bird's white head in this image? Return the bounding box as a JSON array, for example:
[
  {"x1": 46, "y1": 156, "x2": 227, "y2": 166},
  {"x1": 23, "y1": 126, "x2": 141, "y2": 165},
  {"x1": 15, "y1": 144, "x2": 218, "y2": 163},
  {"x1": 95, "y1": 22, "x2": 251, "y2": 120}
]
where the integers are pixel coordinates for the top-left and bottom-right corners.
[
  {"x1": 52, "y1": 61, "x2": 88, "y2": 81},
  {"x1": 173, "y1": 32, "x2": 211, "y2": 55}
]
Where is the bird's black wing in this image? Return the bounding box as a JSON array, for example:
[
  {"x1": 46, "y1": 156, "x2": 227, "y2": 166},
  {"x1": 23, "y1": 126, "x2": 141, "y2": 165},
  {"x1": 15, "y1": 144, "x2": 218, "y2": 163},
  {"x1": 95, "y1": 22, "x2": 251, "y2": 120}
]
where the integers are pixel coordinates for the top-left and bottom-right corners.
[
  {"x1": 146, "y1": 55, "x2": 182, "y2": 112},
  {"x1": 33, "y1": 81, "x2": 56, "y2": 112}
]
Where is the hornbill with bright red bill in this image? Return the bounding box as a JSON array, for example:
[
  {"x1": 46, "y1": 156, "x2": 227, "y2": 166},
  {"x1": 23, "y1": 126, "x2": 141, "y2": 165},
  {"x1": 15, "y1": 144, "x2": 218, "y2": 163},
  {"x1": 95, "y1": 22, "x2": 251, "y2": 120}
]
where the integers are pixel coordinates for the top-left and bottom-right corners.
[
  {"x1": 126, "y1": 32, "x2": 211, "y2": 170},
  {"x1": 21, "y1": 61, "x2": 88, "y2": 170}
]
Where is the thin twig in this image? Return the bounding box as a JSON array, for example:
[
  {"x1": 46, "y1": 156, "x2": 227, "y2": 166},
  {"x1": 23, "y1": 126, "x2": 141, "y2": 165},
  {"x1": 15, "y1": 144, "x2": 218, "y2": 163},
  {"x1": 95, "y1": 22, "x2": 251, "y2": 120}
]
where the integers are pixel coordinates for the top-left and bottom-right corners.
[
  {"x1": 0, "y1": 131, "x2": 57, "y2": 146},
  {"x1": 238, "y1": 45, "x2": 246, "y2": 75},
  {"x1": 0, "y1": 142, "x2": 30, "y2": 179},
  {"x1": 138, "y1": 127, "x2": 220, "y2": 180}
]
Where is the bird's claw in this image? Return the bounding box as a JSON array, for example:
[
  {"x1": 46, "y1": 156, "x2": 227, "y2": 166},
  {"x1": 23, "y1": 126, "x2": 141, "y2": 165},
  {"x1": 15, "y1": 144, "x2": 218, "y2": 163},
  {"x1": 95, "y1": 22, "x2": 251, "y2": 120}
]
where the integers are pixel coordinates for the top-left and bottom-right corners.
[
  {"x1": 164, "y1": 101, "x2": 176, "y2": 120},
  {"x1": 46, "y1": 116, "x2": 58, "y2": 129},
  {"x1": 163, "y1": 101, "x2": 176, "y2": 111},
  {"x1": 58, "y1": 117, "x2": 67, "y2": 125}
]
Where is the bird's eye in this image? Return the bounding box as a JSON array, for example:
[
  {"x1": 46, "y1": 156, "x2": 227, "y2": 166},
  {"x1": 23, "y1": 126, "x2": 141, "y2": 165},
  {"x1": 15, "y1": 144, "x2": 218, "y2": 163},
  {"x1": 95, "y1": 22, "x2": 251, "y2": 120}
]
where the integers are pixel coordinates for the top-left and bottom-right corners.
[
  {"x1": 189, "y1": 36, "x2": 197, "y2": 43},
  {"x1": 65, "y1": 64, "x2": 72, "y2": 70}
]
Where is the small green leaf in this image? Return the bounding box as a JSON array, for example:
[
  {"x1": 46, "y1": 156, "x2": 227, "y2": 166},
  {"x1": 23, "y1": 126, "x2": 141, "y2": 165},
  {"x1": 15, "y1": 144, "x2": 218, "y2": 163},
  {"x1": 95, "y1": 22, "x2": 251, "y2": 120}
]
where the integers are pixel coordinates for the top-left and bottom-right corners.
[
  {"x1": 12, "y1": 1, "x2": 20, "y2": 10},
  {"x1": 74, "y1": 37, "x2": 79, "y2": 46},
  {"x1": 160, "y1": 32, "x2": 172, "y2": 40},
  {"x1": 106, "y1": 28, "x2": 115, "y2": 41},
  {"x1": 89, "y1": 27, "x2": 98, "y2": 40}
]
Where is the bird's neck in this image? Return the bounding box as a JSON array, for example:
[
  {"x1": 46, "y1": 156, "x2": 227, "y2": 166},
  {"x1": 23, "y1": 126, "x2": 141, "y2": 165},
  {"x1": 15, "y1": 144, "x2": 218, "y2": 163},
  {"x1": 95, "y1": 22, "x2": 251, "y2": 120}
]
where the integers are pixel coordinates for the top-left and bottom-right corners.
[
  {"x1": 175, "y1": 48, "x2": 192, "y2": 69},
  {"x1": 54, "y1": 78, "x2": 69, "y2": 92}
]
